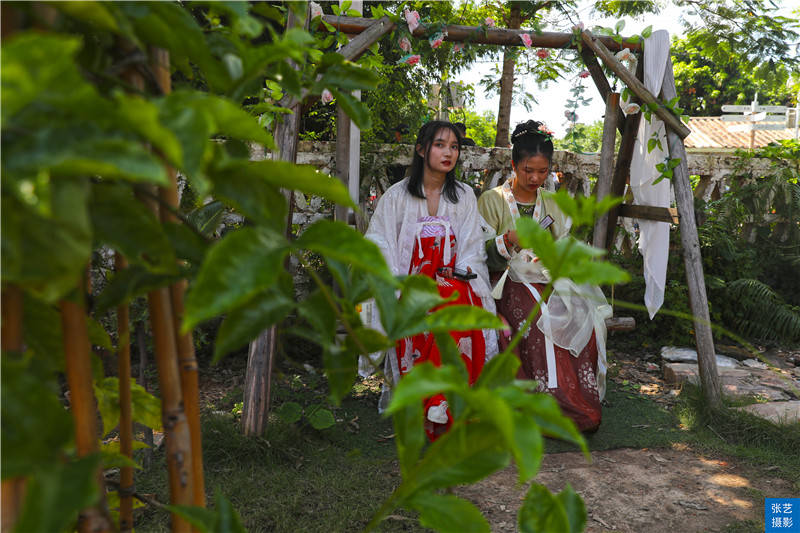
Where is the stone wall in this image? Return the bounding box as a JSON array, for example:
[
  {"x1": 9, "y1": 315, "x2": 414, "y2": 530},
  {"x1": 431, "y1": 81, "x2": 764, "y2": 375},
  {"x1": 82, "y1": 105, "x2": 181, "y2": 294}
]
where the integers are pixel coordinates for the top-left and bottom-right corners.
[{"x1": 288, "y1": 140, "x2": 775, "y2": 229}]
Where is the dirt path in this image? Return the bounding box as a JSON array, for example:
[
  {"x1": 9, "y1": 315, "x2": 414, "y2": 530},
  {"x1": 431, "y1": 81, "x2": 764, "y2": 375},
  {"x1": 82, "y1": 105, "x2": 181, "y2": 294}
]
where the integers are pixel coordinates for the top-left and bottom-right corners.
[{"x1": 456, "y1": 445, "x2": 794, "y2": 532}]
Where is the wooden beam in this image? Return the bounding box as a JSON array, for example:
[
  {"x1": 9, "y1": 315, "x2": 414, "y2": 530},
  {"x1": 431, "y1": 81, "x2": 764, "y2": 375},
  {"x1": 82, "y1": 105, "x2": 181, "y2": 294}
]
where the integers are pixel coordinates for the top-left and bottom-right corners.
[
  {"x1": 604, "y1": 57, "x2": 644, "y2": 250},
  {"x1": 617, "y1": 204, "x2": 679, "y2": 224},
  {"x1": 579, "y1": 47, "x2": 625, "y2": 133},
  {"x1": 605, "y1": 316, "x2": 635, "y2": 332},
  {"x1": 662, "y1": 57, "x2": 721, "y2": 408},
  {"x1": 321, "y1": 15, "x2": 641, "y2": 51},
  {"x1": 581, "y1": 30, "x2": 691, "y2": 139},
  {"x1": 337, "y1": 16, "x2": 395, "y2": 61},
  {"x1": 592, "y1": 93, "x2": 620, "y2": 250}
]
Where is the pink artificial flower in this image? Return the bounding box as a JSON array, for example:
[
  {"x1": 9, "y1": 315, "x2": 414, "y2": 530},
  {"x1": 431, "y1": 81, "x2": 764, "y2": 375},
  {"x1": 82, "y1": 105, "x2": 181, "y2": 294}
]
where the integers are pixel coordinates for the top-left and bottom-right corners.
[
  {"x1": 538, "y1": 123, "x2": 554, "y2": 137},
  {"x1": 398, "y1": 36, "x2": 412, "y2": 52},
  {"x1": 519, "y1": 33, "x2": 532, "y2": 48},
  {"x1": 404, "y1": 9, "x2": 420, "y2": 33},
  {"x1": 453, "y1": 43, "x2": 464, "y2": 52},
  {"x1": 621, "y1": 102, "x2": 640, "y2": 116},
  {"x1": 572, "y1": 22, "x2": 584, "y2": 32},
  {"x1": 536, "y1": 48, "x2": 549, "y2": 59},
  {"x1": 404, "y1": 54, "x2": 421, "y2": 66},
  {"x1": 579, "y1": 70, "x2": 590, "y2": 78},
  {"x1": 309, "y1": 2, "x2": 323, "y2": 19},
  {"x1": 564, "y1": 110, "x2": 577, "y2": 121},
  {"x1": 485, "y1": 17, "x2": 495, "y2": 28},
  {"x1": 431, "y1": 37, "x2": 444, "y2": 49},
  {"x1": 321, "y1": 89, "x2": 334, "y2": 104}
]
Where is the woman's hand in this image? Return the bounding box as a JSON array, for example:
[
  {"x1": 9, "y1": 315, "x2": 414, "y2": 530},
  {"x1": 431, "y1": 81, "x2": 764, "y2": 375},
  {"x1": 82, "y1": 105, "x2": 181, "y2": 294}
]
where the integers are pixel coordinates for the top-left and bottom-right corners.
[
  {"x1": 437, "y1": 267, "x2": 454, "y2": 278},
  {"x1": 505, "y1": 230, "x2": 521, "y2": 253}
]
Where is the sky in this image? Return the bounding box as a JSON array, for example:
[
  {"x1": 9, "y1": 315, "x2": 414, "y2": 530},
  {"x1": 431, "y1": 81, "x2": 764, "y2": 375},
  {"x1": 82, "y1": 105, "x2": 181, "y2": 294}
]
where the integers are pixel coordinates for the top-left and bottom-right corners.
[{"x1": 452, "y1": 1, "x2": 795, "y2": 138}]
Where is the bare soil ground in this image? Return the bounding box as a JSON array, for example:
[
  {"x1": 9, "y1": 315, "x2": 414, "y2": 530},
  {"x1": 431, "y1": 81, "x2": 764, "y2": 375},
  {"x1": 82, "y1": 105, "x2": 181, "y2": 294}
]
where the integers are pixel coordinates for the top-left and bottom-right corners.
[{"x1": 456, "y1": 446, "x2": 794, "y2": 533}]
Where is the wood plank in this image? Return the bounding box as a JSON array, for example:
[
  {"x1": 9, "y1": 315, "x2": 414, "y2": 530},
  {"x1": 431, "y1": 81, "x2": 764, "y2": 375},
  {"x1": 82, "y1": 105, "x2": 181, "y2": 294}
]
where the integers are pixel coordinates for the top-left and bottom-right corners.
[
  {"x1": 662, "y1": 57, "x2": 721, "y2": 408},
  {"x1": 321, "y1": 15, "x2": 642, "y2": 51},
  {"x1": 605, "y1": 316, "x2": 635, "y2": 332},
  {"x1": 618, "y1": 204, "x2": 679, "y2": 224},
  {"x1": 592, "y1": 93, "x2": 620, "y2": 249},
  {"x1": 581, "y1": 30, "x2": 691, "y2": 139}
]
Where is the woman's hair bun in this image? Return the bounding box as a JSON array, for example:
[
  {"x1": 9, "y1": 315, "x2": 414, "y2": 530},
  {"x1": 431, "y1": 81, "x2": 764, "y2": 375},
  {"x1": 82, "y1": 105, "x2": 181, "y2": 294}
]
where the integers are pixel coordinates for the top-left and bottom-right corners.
[{"x1": 511, "y1": 120, "x2": 544, "y2": 144}]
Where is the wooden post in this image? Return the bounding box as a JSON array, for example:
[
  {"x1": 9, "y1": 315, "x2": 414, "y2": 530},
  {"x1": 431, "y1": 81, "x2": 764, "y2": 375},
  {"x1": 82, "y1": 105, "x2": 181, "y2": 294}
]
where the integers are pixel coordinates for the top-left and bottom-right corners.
[
  {"x1": 604, "y1": 58, "x2": 644, "y2": 250},
  {"x1": 661, "y1": 58, "x2": 721, "y2": 408},
  {"x1": 150, "y1": 46, "x2": 206, "y2": 510},
  {"x1": 242, "y1": 7, "x2": 307, "y2": 436},
  {"x1": 115, "y1": 255, "x2": 134, "y2": 533},
  {"x1": 334, "y1": 106, "x2": 351, "y2": 222},
  {"x1": 592, "y1": 93, "x2": 620, "y2": 249},
  {"x1": 580, "y1": 30, "x2": 691, "y2": 139},
  {"x1": 579, "y1": 48, "x2": 626, "y2": 134}
]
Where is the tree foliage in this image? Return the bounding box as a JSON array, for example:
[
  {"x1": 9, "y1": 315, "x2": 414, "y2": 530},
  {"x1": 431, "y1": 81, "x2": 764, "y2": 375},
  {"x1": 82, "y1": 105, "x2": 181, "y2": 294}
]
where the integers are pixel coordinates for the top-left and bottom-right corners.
[{"x1": 2, "y1": 2, "x2": 632, "y2": 531}]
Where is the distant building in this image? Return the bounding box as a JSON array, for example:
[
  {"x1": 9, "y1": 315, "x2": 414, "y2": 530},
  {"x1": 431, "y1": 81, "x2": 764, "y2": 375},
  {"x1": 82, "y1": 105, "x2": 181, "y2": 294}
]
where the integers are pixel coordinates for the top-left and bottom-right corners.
[{"x1": 684, "y1": 116, "x2": 797, "y2": 152}]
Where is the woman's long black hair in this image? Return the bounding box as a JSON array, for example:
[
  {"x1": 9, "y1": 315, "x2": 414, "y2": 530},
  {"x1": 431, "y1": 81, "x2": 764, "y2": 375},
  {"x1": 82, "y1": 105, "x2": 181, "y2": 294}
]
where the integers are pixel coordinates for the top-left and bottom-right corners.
[
  {"x1": 511, "y1": 120, "x2": 554, "y2": 167},
  {"x1": 406, "y1": 120, "x2": 464, "y2": 204}
]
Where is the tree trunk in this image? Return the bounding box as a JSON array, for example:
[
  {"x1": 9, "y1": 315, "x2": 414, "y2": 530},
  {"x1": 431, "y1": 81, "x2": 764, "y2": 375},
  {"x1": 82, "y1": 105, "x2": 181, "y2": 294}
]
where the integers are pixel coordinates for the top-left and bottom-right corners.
[
  {"x1": 242, "y1": 329, "x2": 277, "y2": 436},
  {"x1": 494, "y1": 5, "x2": 522, "y2": 147}
]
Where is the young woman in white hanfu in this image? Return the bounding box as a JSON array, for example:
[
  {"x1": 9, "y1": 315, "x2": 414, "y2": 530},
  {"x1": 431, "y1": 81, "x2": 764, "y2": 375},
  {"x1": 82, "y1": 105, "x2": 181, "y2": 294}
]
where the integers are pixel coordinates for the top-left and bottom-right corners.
[
  {"x1": 477, "y1": 120, "x2": 611, "y2": 432},
  {"x1": 364, "y1": 121, "x2": 498, "y2": 440}
]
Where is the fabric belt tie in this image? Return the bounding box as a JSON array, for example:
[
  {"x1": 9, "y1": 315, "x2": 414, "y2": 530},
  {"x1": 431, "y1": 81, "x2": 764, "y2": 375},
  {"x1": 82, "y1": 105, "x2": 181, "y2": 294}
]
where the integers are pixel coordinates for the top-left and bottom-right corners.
[
  {"x1": 414, "y1": 219, "x2": 452, "y2": 265},
  {"x1": 521, "y1": 281, "x2": 557, "y2": 389}
]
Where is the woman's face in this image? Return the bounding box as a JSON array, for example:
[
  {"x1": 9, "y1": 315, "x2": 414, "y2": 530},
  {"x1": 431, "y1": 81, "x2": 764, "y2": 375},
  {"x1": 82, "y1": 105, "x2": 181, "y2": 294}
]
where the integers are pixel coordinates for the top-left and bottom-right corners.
[
  {"x1": 419, "y1": 128, "x2": 459, "y2": 175},
  {"x1": 513, "y1": 154, "x2": 550, "y2": 196}
]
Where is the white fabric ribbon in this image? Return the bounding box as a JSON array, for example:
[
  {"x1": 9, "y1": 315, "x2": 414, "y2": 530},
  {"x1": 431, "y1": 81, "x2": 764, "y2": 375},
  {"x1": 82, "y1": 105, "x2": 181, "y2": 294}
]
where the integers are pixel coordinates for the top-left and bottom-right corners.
[
  {"x1": 522, "y1": 282, "x2": 557, "y2": 389},
  {"x1": 630, "y1": 30, "x2": 672, "y2": 319}
]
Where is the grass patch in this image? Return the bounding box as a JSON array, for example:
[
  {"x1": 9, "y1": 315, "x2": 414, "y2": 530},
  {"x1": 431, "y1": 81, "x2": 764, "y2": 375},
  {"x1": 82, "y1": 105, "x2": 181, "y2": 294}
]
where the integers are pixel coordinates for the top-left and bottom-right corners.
[
  {"x1": 133, "y1": 374, "x2": 424, "y2": 533},
  {"x1": 674, "y1": 383, "x2": 800, "y2": 492},
  {"x1": 545, "y1": 379, "x2": 687, "y2": 453}
]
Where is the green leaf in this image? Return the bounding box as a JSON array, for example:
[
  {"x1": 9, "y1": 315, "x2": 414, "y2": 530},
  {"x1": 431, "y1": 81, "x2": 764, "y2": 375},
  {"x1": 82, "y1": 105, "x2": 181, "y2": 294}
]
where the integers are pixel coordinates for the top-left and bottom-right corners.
[
  {"x1": 393, "y1": 402, "x2": 425, "y2": 477},
  {"x1": 371, "y1": 275, "x2": 447, "y2": 340},
  {"x1": 169, "y1": 489, "x2": 247, "y2": 533},
  {"x1": 330, "y1": 89, "x2": 372, "y2": 130},
  {"x1": 100, "y1": 440, "x2": 147, "y2": 470},
  {"x1": 52, "y1": 2, "x2": 120, "y2": 32},
  {"x1": 113, "y1": 92, "x2": 183, "y2": 168},
  {"x1": 555, "y1": 484, "x2": 587, "y2": 533},
  {"x1": 474, "y1": 351, "x2": 519, "y2": 389},
  {"x1": 509, "y1": 411, "x2": 544, "y2": 482},
  {"x1": 87, "y1": 315, "x2": 113, "y2": 351},
  {"x1": 184, "y1": 227, "x2": 289, "y2": 331},
  {"x1": 410, "y1": 492, "x2": 490, "y2": 533},
  {"x1": 94, "y1": 377, "x2": 162, "y2": 437},
  {"x1": 277, "y1": 402, "x2": 303, "y2": 424},
  {"x1": 412, "y1": 421, "x2": 511, "y2": 491},
  {"x1": 214, "y1": 160, "x2": 355, "y2": 209},
  {"x1": 318, "y1": 62, "x2": 379, "y2": 92},
  {"x1": 1, "y1": 359, "x2": 73, "y2": 478},
  {"x1": 385, "y1": 363, "x2": 466, "y2": 415},
  {"x1": 2, "y1": 179, "x2": 92, "y2": 303},
  {"x1": 308, "y1": 406, "x2": 336, "y2": 430},
  {"x1": 13, "y1": 455, "x2": 101, "y2": 533},
  {"x1": 187, "y1": 201, "x2": 226, "y2": 238},
  {"x1": 163, "y1": 222, "x2": 208, "y2": 267},
  {"x1": 156, "y1": 95, "x2": 213, "y2": 192},
  {"x1": 518, "y1": 483, "x2": 569, "y2": 533},
  {"x1": 94, "y1": 264, "x2": 179, "y2": 314},
  {"x1": 90, "y1": 183, "x2": 177, "y2": 274},
  {"x1": 415, "y1": 305, "x2": 502, "y2": 338},
  {"x1": 176, "y1": 92, "x2": 275, "y2": 149},
  {"x1": 22, "y1": 294, "x2": 66, "y2": 374},
  {"x1": 642, "y1": 25, "x2": 653, "y2": 38},
  {"x1": 213, "y1": 283, "x2": 295, "y2": 363},
  {"x1": 323, "y1": 343, "x2": 359, "y2": 405},
  {"x1": 209, "y1": 170, "x2": 287, "y2": 230},
  {"x1": 614, "y1": 20, "x2": 625, "y2": 33},
  {"x1": 295, "y1": 220, "x2": 393, "y2": 281},
  {"x1": 433, "y1": 332, "x2": 468, "y2": 384}
]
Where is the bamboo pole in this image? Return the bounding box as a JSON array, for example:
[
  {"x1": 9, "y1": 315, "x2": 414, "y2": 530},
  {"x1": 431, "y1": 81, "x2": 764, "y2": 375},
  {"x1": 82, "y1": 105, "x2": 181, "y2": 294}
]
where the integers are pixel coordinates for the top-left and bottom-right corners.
[
  {"x1": 115, "y1": 254, "x2": 134, "y2": 533},
  {"x1": 149, "y1": 46, "x2": 206, "y2": 510},
  {"x1": 60, "y1": 290, "x2": 112, "y2": 533},
  {"x1": 592, "y1": 93, "x2": 620, "y2": 249},
  {"x1": 118, "y1": 40, "x2": 194, "y2": 531},
  {"x1": 580, "y1": 30, "x2": 691, "y2": 139},
  {"x1": 1, "y1": 285, "x2": 26, "y2": 533}
]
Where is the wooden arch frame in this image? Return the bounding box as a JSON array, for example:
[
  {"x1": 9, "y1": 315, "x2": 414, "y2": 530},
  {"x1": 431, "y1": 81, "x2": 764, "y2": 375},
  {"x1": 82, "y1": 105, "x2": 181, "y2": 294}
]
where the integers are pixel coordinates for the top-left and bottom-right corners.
[{"x1": 244, "y1": 10, "x2": 721, "y2": 435}]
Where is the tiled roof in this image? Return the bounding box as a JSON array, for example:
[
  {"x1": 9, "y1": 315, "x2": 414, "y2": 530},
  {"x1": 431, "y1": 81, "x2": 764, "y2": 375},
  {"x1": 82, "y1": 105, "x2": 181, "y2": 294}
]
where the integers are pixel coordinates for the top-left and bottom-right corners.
[{"x1": 684, "y1": 116, "x2": 796, "y2": 150}]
